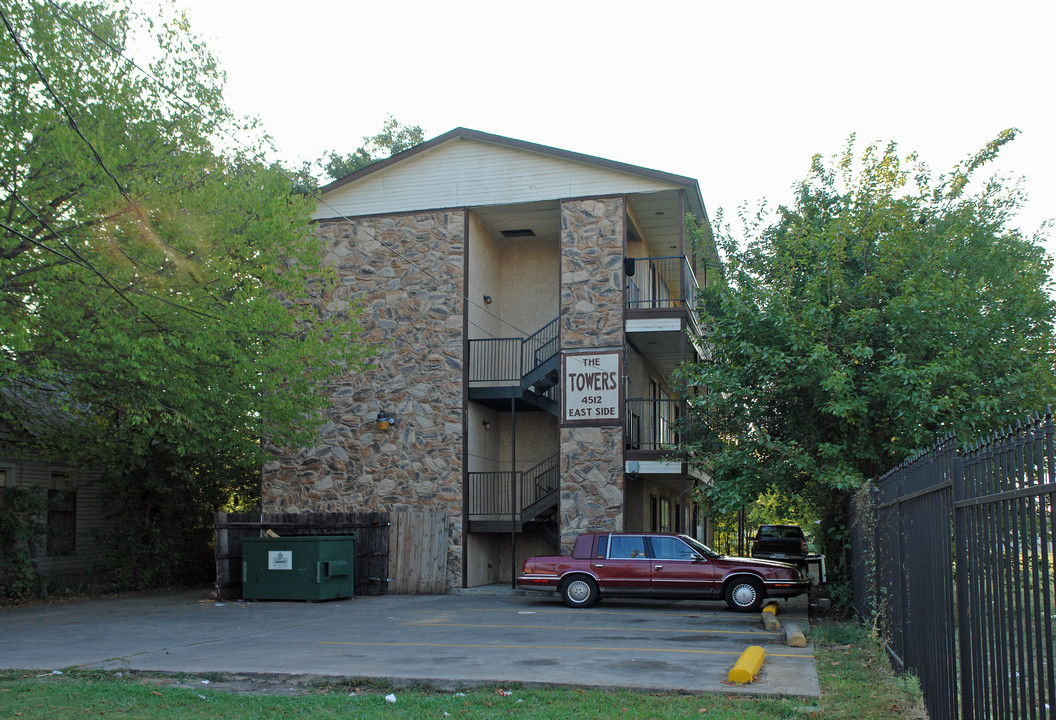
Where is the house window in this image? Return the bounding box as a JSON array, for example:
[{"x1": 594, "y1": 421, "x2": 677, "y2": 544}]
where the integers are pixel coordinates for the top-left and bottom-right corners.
[
  {"x1": 0, "y1": 465, "x2": 11, "y2": 488},
  {"x1": 649, "y1": 495, "x2": 659, "y2": 531},
  {"x1": 47, "y1": 472, "x2": 76, "y2": 556},
  {"x1": 659, "y1": 497, "x2": 672, "y2": 532}
]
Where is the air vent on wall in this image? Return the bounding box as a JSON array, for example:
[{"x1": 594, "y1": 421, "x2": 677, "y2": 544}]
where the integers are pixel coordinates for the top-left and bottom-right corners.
[{"x1": 500, "y1": 228, "x2": 536, "y2": 238}]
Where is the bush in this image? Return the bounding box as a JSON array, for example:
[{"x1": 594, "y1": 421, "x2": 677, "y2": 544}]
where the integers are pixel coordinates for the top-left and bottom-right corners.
[{"x1": 0, "y1": 486, "x2": 46, "y2": 599}]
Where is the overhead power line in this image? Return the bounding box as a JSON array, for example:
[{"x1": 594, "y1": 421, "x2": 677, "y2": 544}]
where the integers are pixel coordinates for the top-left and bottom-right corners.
[{"x1": 42, "y1": 0, "x2": 534, "y2": 341}]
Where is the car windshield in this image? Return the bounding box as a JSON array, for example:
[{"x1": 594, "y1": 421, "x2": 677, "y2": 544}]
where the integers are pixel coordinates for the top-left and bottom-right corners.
[{"x1": 680, "y1": 535, "x2": 720, "y2": 558}]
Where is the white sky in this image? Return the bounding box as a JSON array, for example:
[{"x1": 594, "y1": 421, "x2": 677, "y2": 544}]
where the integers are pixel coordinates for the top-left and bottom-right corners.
[{"x1": 170, "y1": 0, "x2": 1054, "y2": 257}]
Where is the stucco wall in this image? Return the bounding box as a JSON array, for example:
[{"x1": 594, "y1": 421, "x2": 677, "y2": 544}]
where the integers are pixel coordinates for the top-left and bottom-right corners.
[
  {"x1": 497, "y1": 412, "x2": 558, "y2": 472},
  {"x1": 498, "y1": 233, "x2": 560, "y2": 337},
  {"x1": 467, "y1": 212, "x2": 503, "y2": 340},
  {"x1": 262, "y1": 211, "x2": 466, "y2": 589}
]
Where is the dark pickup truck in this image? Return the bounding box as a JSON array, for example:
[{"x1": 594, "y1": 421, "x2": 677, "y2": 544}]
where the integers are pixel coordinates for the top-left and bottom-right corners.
[{"x1": 750, "y1": 525, "x2": 809, "y2": 565}]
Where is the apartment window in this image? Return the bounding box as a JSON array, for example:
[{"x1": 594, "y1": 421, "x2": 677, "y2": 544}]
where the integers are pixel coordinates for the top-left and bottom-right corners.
[
  {"x1": 649, "y1": 379, "x2": 659, "y2": 446},
  {"x1": 47, "y1": 472, "x2": 76, "y2": 556},
  {"x1": 659, "y1": 497, "x2": 672, "y2": 532},
  {"x1": 627, "y1": 412, "x2": 641, "y2": 450}
]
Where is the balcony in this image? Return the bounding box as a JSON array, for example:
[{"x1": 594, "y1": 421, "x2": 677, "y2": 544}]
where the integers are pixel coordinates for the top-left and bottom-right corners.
[
  {"x1": 625, "y1": 398, "x2": 684, "y2": 454},
  {"x1": 625, "y1": 255, "x2": 702, "y2": 331}
]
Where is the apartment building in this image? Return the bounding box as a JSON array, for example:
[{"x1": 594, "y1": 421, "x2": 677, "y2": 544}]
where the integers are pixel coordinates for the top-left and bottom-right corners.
[{"x1": 262, "y1": 128, "x2": 717, "y2": 589}]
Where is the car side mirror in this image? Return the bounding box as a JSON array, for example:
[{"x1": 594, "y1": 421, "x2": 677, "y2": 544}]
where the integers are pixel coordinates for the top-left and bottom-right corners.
[{"x1": 691, "y1": 553, "x2": 704, "y2": 562}]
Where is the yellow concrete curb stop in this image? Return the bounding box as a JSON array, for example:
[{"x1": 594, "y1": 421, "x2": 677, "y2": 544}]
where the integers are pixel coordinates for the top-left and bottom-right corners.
[
  {"x1": 784, "y1": 621, "x2": 807, "y2": 647},
  {"x1": 761, "y1": 601, "x2": 781, "y2": 631},
  {"x1": 727, "y1": 645, "x2": 765, "y2": 684}
]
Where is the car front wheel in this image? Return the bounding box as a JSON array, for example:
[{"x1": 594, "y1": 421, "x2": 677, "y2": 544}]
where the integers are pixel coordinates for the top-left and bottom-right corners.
[
  {"x1": 724, "y1": 577, "x2": 764, "y2": 612},
  {"x1": 560, "y1": 576, "x2": 599, "y2": 608}
]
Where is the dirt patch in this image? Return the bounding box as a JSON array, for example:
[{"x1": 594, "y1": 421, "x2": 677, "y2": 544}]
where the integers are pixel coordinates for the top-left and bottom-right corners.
[{"x1": 807, "y1": 584, "x2": 850, "y2": 622}]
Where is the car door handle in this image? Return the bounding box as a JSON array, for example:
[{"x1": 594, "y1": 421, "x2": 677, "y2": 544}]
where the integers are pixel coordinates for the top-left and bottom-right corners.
[
  {"x1": 594, "y1": 564, "x2": 604, "y2": 568},
  {"x1": 654, "y1": 564, "x2": 664, "y2": 570}
]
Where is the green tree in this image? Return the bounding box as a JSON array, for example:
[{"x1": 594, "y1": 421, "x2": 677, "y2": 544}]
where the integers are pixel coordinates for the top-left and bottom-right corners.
[
  {"x1": 681, "y1": 130, "x2": 1056, "y2": 576},
  {"x1": 1, "y1": 1, "x2": 370, "y2": 586},
  {"x1": 292, "y1": 115, "x2": 425, "y2": 193}
]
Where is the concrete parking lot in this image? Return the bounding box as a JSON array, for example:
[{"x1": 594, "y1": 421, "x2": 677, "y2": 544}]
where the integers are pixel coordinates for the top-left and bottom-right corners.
[{"x1": 0, "y1": 588, "x2": 819, "y2": 696}]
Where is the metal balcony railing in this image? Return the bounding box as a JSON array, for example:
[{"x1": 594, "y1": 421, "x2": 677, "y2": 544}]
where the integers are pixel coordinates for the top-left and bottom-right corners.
[
  {"x1": 625, "y1": 398, "x2": 685, "y2": 452},
  {"x1": 625, "y1": 256, "x2": 699, "y2": 311}
]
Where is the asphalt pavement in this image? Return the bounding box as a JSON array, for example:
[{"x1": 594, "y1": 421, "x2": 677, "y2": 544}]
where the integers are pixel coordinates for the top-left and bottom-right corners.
[{"x1": 0, "y1": 588, "x2": 819, "y2": 696}]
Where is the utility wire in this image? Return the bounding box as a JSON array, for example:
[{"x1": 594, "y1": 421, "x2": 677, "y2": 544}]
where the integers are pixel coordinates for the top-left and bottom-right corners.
[
  {"x1": 3, "y1": 2, "x2": 509, "y2": 347},
  {"x1": 0, "y1": 216, "x2": 218, "y2": 324},
  {"x1": 43, "y1": 0, "x2": 536, "y2": 341},
  {"x1": 1, "y1": 6, "x2": 131, "y2": 207}
]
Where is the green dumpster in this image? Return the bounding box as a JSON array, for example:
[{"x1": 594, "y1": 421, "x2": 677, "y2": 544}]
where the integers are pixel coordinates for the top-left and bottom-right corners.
[{"x1": 241, "y1": 535, "x2": 356, "y2": 601}]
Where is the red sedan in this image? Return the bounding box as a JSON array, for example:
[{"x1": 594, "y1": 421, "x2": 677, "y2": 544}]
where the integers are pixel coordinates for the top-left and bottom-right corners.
[{"x1": 517, "y1": 532, "x2": 809, "y2": 612}]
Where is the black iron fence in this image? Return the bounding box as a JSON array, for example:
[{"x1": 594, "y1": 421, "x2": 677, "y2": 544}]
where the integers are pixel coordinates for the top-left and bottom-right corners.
[{"x1": 850, "y1": 412, "x2": 1056, "y2": 720}]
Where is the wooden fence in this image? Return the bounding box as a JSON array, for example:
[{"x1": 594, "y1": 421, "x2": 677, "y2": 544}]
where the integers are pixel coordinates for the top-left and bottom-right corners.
[
  {"x1": 214, "y1": 510, "x2": 449, "y2": 600},
  {"x1": 388, "y1": 511, "x2": 449, "y2": 594}
]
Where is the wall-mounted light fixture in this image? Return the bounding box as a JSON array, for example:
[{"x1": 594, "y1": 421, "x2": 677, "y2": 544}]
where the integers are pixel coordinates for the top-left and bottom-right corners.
[
  {"x1": 376, "y1": 411, "x2": 398, "y2": 431},
  {"x1": 482, "y1": 420, "x2": 491, "y2": 429},
  {"x1": 483, "y1": 294, "x2": 492, "y2": 304}
]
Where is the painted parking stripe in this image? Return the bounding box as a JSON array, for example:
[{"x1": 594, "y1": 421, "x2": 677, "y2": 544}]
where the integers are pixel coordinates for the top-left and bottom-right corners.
[
  {"x1": 320, "y1": 640, "x2": 814, "y2": 659},
  {"x1": 405, "y1": 621, "x2": 778, "y2": 637}
]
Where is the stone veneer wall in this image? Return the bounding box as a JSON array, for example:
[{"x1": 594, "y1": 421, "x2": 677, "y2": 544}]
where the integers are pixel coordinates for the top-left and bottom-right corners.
[
  {"x1": 262, "y1": 212, "x2": 466, "y2": 589},
  {"x1": 558, "y1": 198, "x2": 626, "y2": 552}
]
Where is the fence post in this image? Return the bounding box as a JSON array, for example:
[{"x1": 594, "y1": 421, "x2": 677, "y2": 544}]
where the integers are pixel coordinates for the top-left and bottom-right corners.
[{"x1": 952, "y1": 456, "x2": 972, "y2": 720}]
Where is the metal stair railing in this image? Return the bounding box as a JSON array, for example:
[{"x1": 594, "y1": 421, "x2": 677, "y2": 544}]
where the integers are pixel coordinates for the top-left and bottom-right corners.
[
  {"x1": 467, "y1": 453, "x2": 560, "y2": 525},
  {"x1": 522, "y1": 317, "x2": 559, "y2": 376},
  {"x1": 469, "y1": 317, "x2": 560, "y2": 390},
  {"x1": 519, "y1": 454, "x2": 559, "y2": 519}
]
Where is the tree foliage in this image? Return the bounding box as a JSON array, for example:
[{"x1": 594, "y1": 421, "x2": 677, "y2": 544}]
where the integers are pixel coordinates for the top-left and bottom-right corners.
[
  {"x1": 293, "y1": 115, "x2": 425, "y2": 193},
  {"x1": 682, "y1": 131, "x2": 1056, "y2": 530},
  {"x1": 0, "y1": 486, "x2": 46, "y2": 598},
  {"x1": 1, "y1": 1, "x2": 370, "y2": 585}
]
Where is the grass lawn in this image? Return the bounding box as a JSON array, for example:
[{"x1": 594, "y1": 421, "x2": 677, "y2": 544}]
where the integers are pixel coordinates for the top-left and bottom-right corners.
[{"x1": 0, "y1": 619, "x2": 924, "y2": 720}]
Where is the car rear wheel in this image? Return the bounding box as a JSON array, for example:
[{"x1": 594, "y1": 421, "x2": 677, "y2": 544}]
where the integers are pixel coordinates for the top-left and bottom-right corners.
[
  {"x1": 560, "y1": 576, "x2": 599, "y2": 608},
  {"x1": 724, "y1": 577, "x2": 764, "y2": 612}
]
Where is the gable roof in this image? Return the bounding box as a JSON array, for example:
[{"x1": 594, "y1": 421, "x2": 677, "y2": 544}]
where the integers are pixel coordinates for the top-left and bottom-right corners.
[{"x1": 314, "y1": 127, "x2": 707, "y2": 222}]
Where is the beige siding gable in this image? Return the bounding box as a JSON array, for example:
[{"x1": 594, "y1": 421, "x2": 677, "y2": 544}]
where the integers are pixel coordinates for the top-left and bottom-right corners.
[{"x1": 313, "y1": 138, "x2": 679, "y2": 220}]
